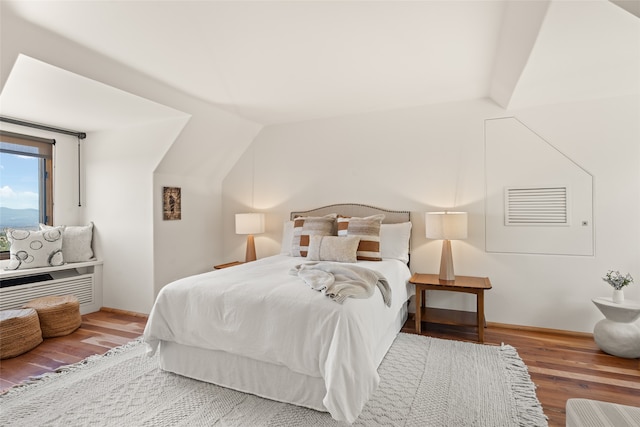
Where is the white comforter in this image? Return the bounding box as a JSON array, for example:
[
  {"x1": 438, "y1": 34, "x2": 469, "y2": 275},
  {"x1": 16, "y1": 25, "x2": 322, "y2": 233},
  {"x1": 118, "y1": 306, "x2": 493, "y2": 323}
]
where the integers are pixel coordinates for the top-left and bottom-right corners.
[{"x1": 143, "y1": 254, "x2": 412, "y2": 423}]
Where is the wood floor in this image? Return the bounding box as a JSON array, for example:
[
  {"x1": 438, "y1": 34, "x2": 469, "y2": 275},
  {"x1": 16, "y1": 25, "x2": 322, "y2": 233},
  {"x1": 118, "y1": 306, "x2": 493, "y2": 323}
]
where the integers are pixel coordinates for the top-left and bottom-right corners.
[
  {"x1": 401, "y1": 319, "x2": 640, "y2": 427},
  {"x1": 1, "y1": 309, "x2": 638, "y2": 427},
  {"x1": 0, "y1": 309, "x2": 146, "y2": 392}
]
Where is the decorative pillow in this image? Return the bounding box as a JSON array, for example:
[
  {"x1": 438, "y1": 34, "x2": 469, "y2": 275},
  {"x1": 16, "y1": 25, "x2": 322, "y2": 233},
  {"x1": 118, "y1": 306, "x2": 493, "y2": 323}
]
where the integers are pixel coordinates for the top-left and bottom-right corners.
[
  {"x1": 291, "y1": 214, "x2": 337, "y2": 257},
  {"x1": 380, "y1": 222, "x2": 412, "y2": 264},
  {"x1": 307, "y1": 235, "x2": 360, "y2": 263},
  {"x1": 5, "y1": 227, "x2": 65, "y2": 270},
  {"x1": 40, "y1": 222, "x2": 94, "y2": 262},
  {"x1": 280, "y1": 220, "x2": 294, "y2": 255},
  {"x1": 337, "y1": 214, "x2": 385, "y2": 261}
]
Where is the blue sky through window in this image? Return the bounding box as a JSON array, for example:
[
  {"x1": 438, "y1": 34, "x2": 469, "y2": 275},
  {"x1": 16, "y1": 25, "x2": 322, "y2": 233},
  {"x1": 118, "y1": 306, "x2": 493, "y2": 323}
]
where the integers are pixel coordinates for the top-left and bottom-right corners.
[{"x1": 0, "y1": 152, "x2": 39, "y2": 210}]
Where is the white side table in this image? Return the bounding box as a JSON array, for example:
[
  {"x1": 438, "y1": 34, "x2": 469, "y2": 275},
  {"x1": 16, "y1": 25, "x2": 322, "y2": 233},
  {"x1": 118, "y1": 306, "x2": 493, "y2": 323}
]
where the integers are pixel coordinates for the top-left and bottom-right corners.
[{"x1": 592, "y1": 297, "x2": 640, "y2": 359}]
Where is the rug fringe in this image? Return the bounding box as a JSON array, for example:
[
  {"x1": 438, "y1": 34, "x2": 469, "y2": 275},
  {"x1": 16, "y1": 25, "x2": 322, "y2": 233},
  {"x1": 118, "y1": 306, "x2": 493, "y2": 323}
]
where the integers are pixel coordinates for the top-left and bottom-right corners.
[
  {"x1": 500, "y1": 344, "x2": 549, "y2": 427},
  {"x1": 0, "y1": 337, "x2": 143, "y2": 398}
]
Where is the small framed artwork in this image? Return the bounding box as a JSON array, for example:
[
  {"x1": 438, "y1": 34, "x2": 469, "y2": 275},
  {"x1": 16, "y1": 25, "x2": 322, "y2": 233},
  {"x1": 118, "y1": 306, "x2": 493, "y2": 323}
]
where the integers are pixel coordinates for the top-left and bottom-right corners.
[{"x1": 163, "y1": 187, "x2": 182, "y2": 220}]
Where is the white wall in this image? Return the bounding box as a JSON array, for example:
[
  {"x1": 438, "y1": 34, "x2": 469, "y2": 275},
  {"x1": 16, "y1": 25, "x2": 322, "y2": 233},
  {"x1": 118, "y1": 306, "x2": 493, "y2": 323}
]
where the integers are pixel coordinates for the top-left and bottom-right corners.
[
  {"x1": 221, "y1": 95, "x2": 640, "y2": 333},
  {"x1": 485, "y1": 117, "x2": 594, "y2": 255},
  {"x1": 83, "y1": 118, "x2": 186, "y2": 313},
  {"x1": 511, "y1": 95, "x2": 640, "y2": 327},
  {"x1": 1, "y1": 11, "x2": 262, "y2": 314},
  {"x1": 153, "y1": 111, "x2": 263, "y2": 296},
  {"x1": 153, "y1": 174, "x2": 221, "y2": 296}
]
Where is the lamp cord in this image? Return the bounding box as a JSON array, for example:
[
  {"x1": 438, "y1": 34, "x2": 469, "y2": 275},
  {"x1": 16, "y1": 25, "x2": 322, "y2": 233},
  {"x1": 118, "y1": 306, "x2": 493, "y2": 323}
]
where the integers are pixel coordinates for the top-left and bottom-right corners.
[
  {"x1": 77, "y1": 135, "x2": 82, "y2": 207},
  {"x1": 251, "y1": 146, "x2": 255, "y2": 209}
]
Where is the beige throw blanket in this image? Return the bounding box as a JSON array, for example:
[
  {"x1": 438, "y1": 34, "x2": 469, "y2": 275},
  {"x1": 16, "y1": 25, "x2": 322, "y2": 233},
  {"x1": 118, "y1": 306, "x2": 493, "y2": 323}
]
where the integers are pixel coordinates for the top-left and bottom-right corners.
[{"x1": 290, "y1": 262, "x2": 392, "y2": 306}]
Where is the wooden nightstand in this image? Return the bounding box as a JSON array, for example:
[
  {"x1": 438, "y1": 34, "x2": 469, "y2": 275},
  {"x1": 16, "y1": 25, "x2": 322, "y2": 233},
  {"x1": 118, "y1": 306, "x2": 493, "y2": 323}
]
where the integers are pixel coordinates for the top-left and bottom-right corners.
[
  {"x1": 213, "y1": 261, "x2": 243, "y2": 270},
  {"x1": 409, "y1": 273, "x2": 492, "y2": 343}
]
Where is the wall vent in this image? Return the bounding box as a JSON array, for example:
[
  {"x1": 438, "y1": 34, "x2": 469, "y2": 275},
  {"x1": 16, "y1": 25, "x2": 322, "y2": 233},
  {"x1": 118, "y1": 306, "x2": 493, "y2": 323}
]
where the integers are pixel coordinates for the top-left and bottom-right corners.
[
  {"x1": 505, "y1": 186, "x2": 569, "y2": 226},
  {"x1": 0, "y1": 274, "x2": 94, "y2": 311}
]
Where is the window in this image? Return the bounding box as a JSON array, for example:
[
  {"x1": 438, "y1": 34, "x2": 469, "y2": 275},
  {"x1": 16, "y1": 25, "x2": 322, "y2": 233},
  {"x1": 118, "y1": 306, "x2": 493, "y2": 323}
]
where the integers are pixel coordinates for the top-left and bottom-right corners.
[{"x1": 0, "y1": 131, "x2": 54, "y2": 259}]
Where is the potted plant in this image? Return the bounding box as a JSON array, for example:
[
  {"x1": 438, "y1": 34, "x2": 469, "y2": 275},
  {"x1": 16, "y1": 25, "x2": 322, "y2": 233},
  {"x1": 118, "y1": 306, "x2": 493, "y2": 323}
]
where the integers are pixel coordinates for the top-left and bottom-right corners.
[{"x1": 602, "y1": 270, "x2": 634, "y2": 303}]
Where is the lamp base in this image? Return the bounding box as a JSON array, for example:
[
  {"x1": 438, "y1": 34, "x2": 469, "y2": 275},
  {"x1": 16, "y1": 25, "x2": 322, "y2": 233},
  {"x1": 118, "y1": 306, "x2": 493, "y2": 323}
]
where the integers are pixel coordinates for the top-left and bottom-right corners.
[
  {"x1": 439, "y1": 239, "x2": 455, "y2": 281},
  {"x1": 245, "y1": 235, "x2": 257, "y2": 262}
]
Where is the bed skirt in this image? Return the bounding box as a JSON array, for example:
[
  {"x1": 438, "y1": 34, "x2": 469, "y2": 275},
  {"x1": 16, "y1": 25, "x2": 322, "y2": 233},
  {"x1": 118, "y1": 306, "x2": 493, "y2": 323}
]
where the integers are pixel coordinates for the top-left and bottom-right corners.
[{"x1": 157, "y1": 304, "x2": 408, "y2": 417}]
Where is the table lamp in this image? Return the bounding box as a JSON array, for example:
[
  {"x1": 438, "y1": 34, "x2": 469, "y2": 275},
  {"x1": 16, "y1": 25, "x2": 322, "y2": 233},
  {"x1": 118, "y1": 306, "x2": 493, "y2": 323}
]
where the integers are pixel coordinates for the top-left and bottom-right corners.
[
  {"x1": 235, "y1": 213, "x2": 265, "y2": 262},
  {"x1": 425, "y1": 212, "x2": 468, "y2": 281}
]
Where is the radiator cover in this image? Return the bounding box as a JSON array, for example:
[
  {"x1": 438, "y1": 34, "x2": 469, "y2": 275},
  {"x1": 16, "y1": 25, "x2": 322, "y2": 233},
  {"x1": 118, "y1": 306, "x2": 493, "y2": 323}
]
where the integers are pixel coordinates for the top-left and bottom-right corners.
[{"x1": 0, "y1": 272, "x2": 95, "y2": 313}]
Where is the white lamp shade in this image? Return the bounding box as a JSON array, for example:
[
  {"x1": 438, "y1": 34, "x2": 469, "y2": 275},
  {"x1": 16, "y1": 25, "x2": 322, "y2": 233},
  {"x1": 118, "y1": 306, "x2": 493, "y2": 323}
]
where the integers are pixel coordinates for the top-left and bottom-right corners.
[
  {"x1": 235, "y1": 213, "x2": 265, "y2": 235},
  {"x1": 425, "y1": 212, "x2": 468, "y2": 240}
]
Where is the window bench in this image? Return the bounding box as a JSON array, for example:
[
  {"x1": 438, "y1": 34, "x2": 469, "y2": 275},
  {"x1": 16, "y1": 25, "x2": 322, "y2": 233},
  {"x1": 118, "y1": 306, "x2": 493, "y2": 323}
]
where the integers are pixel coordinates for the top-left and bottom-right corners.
[{"x1": 0, "y1": 260, "x2": 103, "y2": 315}]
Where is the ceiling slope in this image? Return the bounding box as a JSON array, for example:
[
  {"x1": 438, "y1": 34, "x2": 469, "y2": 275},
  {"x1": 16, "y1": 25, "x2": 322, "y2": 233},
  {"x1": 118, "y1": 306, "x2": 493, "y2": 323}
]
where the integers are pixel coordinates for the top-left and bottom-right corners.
[
  {"x1": 610, "y1": 0, "x2": 640, "y2": 18},
  {"x1": 0, "y1": 54, "x2": 189, "y2": 132},
  {"x1": 3, "y1": 0, "x2": 506, "y2": 125},
  {"x1": 507, "y1": 0, "x2": 640, "y2": 110},
  {"x1": 2, "y1": 1, "x2": 638, "y2": 124},
  {"x1": 489, "y1": 0, "x2": 551, "y2": 108}
]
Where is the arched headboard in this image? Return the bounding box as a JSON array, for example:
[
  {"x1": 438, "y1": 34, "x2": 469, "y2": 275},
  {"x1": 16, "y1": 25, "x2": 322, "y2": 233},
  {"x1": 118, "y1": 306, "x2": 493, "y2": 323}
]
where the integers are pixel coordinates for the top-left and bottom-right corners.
[{"x1": 290, "y1": 203, "x2": 410, "y2": 224}]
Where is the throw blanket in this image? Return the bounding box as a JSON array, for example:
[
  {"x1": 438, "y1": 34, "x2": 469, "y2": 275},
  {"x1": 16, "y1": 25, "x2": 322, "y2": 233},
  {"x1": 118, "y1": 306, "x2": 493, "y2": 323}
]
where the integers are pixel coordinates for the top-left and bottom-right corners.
[{"x1": 290, "y1": 262, "x2": 392, "y2": 306}]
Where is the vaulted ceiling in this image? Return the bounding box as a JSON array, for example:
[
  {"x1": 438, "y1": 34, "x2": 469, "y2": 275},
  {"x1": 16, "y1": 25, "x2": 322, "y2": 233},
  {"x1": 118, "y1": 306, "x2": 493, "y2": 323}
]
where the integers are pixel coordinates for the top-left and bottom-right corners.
[{"x1": 1, "y1": 0, "x2": 638, "y2": 126}]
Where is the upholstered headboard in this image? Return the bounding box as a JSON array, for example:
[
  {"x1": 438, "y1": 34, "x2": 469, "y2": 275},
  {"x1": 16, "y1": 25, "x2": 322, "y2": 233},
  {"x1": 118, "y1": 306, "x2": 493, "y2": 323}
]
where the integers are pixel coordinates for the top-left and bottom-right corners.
[
  {"x1": 290, "y1": 203, "x2": 410, "y2": 224},
  {"x1": 288, "y1": 203, "x2": 412, "y2": 264}
]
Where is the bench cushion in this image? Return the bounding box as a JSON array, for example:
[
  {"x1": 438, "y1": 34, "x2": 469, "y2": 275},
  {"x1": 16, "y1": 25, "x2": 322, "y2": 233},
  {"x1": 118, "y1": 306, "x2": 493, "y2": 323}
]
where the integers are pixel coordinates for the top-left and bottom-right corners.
[{"x1": 566, "y1": 398, "x2": 640, "y2": 427}]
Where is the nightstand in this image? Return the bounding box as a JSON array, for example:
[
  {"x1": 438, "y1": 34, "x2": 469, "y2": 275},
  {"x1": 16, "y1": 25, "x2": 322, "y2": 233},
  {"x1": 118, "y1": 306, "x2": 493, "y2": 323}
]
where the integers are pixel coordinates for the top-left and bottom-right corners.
[
  {"x1": 409, "y1": 273, "x2": 492, "y2": 343},
  {"x1": 213, "y1": 261, "x2": 243, "y2": 270}
]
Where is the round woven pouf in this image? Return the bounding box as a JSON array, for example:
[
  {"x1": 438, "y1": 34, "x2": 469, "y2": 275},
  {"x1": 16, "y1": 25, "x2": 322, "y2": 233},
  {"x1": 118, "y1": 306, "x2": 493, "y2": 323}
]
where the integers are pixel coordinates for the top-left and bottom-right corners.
[
  {"x1": 23, "y1": 295, "x2": 82, "y2": 338},
  {"x1": 0, "y1": 308, "x2": 43, "y2": 359}
]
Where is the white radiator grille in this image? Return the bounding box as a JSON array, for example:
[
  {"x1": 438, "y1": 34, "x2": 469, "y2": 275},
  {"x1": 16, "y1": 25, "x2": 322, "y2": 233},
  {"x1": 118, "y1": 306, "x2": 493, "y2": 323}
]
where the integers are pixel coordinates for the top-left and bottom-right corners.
[
  {"x1": 0, "y1": 275, "x2": 94, "y2": 311},
  {"x1": 505, "y1": 187, "x2": 569, "y2": 225}
]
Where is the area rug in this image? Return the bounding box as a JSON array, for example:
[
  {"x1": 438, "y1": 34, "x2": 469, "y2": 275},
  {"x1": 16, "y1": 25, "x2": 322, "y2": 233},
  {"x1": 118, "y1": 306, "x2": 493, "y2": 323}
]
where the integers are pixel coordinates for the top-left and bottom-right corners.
[{"x1": 0, "y1": 333, "x2": 547, "y2": 426}]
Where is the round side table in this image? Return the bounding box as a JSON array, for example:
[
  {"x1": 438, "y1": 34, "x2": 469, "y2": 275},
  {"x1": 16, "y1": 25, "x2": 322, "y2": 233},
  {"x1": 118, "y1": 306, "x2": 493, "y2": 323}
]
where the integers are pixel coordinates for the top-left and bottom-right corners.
[{"x1": 592, "y1": 297, "x2": 640, "y2": 359}]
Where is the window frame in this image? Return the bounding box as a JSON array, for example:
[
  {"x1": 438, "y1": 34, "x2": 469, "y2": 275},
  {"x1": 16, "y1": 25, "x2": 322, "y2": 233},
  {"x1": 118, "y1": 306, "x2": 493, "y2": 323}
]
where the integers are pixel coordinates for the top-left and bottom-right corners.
[{"x1": 0, "y1": 131, "x2": 54, "y2": 260}]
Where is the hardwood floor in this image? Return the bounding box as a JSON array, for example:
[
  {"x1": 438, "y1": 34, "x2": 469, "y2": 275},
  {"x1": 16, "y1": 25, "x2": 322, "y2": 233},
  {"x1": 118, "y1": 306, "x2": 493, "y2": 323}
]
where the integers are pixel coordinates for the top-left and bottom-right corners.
[
  {"x1": 1, "y1": 309, "x2": 638, "y2": 427},
  {"x1": 401, "y1": 319, "x2": 640, "y2": 427},
  {"x1": 0, "y1": 309, "x2": 146, "y2": 392}
]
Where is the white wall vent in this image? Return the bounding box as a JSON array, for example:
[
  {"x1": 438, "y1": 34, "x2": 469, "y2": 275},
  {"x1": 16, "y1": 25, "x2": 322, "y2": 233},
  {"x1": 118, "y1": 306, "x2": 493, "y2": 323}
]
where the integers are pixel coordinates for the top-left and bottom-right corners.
[
  {"x1": 0, "y1": 274, "x2": 94, "y2": 312},
  {"x1": 505, "y1": 186, "x2": 569, "y2": 226}
]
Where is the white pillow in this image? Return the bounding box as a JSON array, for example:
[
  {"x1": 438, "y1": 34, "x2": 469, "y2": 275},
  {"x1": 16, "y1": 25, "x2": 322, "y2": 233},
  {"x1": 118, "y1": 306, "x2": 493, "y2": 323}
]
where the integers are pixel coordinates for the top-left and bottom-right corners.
[
  {"x1": 5, "y1": 227, "x2": 65, "y2": 270},
  {"x1": 380, "y1": 222, "x2": 412, "y2": 264},
  {"x1": 40, "y1": 222, "x2": 94, "y2": 262},
  {"x1": 280, "y1": 220, "x2": 294, "y2": 255},
  {"x1": 307, "y1": 235, "x2": 360, "y2": 263}
]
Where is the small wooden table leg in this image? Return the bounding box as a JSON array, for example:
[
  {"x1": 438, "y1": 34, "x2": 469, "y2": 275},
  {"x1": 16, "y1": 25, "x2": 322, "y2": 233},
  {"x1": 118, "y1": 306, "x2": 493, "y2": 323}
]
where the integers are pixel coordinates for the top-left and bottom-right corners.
[
  {"x1": 409, "y1": 273, "x2": 492, "y2": 343},
  {"x1": 477, "y1": 289, "x2": 485, "y2": 343},
  {"x1": 415, "y1": 287, "x2": 423, "y2": 334}
]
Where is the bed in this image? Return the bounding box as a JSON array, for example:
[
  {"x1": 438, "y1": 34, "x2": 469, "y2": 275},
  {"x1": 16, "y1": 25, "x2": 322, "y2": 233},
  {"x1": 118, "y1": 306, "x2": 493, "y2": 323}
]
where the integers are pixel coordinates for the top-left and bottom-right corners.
[{"x1": 143, "y1": 204, "x2": 413, "y2": 423}]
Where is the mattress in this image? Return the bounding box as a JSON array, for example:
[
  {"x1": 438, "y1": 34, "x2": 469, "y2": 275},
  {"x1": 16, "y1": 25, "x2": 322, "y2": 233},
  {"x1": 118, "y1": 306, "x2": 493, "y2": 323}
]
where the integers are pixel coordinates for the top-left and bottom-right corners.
[{"x1": 143, "y1": 254, "x2": 413, "y2": 423}]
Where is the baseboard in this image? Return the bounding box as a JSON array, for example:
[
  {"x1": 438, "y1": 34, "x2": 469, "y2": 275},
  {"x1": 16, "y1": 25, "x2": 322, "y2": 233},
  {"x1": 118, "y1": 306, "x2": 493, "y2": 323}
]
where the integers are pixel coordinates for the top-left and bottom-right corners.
[
  {"x1": 100, "y1": 306, "x2": 149, "y2": 318},
  {"x1": 486, "y1": 321, "x2": 593, "y2": 338},
  {"x1": 407, "y1": 313, "x2": 593, "y2": 338},
  {"x1": 104, "y1": 310, "x2": 592, "y2": 338}
]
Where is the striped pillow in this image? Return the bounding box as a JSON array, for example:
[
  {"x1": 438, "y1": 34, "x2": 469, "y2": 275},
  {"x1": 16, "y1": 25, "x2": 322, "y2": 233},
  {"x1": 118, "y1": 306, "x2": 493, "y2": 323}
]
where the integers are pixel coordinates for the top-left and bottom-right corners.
[
  {"x1": 337, "y1": 214, "x2": 385, "y2": 261},
  {"x1": 291, "y1": 214, "x2": 336, "y2": 257}
]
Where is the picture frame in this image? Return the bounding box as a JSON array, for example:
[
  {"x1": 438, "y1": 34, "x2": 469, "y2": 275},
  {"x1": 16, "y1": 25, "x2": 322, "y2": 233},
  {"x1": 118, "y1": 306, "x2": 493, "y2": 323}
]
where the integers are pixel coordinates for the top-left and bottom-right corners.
[{"x1": 162, "y1": 187, "x2": 181, "y2": 220}]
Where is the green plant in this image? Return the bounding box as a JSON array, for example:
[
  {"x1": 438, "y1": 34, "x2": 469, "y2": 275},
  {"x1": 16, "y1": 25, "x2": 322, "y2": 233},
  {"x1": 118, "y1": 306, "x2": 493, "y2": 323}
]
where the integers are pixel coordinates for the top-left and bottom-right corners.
[{"x1": 602, "y1": 270, "x2": 634, "y2": 290}]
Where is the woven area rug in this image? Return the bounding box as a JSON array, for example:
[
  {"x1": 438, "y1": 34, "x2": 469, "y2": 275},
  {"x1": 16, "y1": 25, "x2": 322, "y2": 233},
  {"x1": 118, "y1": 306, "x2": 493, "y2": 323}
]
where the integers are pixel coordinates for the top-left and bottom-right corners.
[{"x1": 0, "y1": 333, "x2": 547, "y2": 426}]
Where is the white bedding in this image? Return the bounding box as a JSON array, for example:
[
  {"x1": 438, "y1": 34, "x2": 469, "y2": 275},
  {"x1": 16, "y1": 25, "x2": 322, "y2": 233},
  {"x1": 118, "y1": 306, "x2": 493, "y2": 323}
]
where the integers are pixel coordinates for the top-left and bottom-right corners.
[{"x1": 143, "y1": 254, "x2": 412, "y2": 423}]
